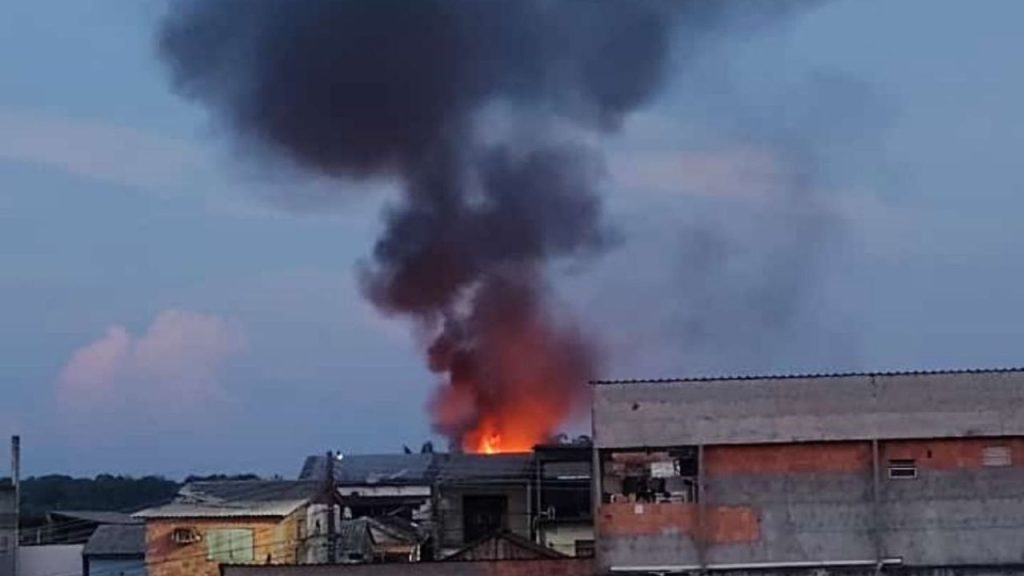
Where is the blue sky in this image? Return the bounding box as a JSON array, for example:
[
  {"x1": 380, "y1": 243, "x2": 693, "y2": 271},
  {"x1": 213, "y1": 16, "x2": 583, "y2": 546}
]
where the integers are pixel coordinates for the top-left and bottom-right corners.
[{"x1": 2, "y1": 0, "x2": 1024, "y2": 478}]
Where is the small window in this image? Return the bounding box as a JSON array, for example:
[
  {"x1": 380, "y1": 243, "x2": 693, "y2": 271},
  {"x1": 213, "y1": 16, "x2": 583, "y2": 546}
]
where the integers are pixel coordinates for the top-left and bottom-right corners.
[
  {"x1": 0, "y1": 534, "x2": 9, "y2": 554},
  {"x1": 983, "y1": 446, "x2": 1012, "y2": 467},
  {"x1": 888, "y1": 459, "x2": 917, "y2": 479},
  {"x1": 206, "y1": 528, "x2": 255, "y2": 563}
]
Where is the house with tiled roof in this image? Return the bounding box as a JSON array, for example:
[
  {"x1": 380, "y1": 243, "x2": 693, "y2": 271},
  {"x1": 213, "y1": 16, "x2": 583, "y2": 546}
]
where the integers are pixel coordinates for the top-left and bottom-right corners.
[{"x1": 135, "y1": 480, "x2": 341, "y2": 576}]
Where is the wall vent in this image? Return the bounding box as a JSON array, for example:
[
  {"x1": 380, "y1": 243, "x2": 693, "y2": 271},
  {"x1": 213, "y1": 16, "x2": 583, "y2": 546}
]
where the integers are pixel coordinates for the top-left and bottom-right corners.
[
  {"x1": 982, "y1": 446, "x2": 1012, "y2": 467},
  {"x1": 887, "y1": 459, "x2": 917, "y2": 479},
  {"x1": 171, "y1": 527, "x2": 200, "y2": 545}
]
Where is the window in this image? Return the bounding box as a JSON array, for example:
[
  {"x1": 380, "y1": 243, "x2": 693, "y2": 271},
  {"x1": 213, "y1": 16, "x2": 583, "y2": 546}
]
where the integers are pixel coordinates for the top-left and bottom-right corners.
[
  {"x1": 983, "y1": 446, "x2": 1012, "y2": 467},
  {"x1": 602, "y1": 448, "x2": 698, "y2": 504},
  {"x1": 574, "y1": 539, "x2": 595, "y2": 558},
  {"x1": 887, "y1": 459, "x2": 917, "y2": 479},
  {"x1": 206, "y1": 528, "x2": 255, "y2": 563},
  {"x1": 0, "y1": 534, "x2": 9, "y2": 555},
  {"x1": 463, "y1": 495, "x2": 507, "y2": 543}
]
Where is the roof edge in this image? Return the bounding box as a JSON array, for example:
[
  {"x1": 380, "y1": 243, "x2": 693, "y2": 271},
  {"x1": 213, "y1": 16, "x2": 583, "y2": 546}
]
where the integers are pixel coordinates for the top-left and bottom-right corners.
[{"x1": 592, "y1": 366, "x2": 1024, "y2": 385}]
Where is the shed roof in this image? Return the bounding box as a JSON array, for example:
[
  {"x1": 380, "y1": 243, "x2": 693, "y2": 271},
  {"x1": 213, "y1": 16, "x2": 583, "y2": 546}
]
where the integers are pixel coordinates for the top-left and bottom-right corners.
[
  {"x1": 134, "y1": 480, "x2": 320, "y2": 519},
  {"x1": 446, "y1": 530, "x2": 566, "y2": 561},
  {"x1": 83, "y1": 524, "x2": 145, "y2": 557},
  {"x1": 49, "y1": 510, "x2": 141, "y2": 525}
]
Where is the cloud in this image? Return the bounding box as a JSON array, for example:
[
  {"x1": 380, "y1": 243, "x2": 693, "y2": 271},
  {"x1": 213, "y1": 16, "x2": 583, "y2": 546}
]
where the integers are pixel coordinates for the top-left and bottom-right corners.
[
  {"x1": 609, "y1": 146, "x2": 789, "y2": 200},
  {"x1": 57, "y1": 310, "x2": 246, "y2": 427},
  {"x1": 0, "y1": 107, "x2": 204, "y2": 192}
]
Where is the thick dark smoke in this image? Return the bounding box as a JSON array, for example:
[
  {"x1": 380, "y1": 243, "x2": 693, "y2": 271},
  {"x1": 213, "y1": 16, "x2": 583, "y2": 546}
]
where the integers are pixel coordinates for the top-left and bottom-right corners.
[{"x1": 158, "y1": 0, "x2": 809, "y2": 449}]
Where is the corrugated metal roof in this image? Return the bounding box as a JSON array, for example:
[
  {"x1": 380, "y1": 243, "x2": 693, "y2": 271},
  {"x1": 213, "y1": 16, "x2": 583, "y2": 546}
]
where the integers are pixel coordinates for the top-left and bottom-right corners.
[
  {"x1": 436, "y1": 453, "x2": 534, "y2": 483},
  {"x1": 134, "y1": 480, "x2": 319, "y2": 519},
  {"x1": 300, "y1": 454, "x2": 438, "y2": 485},
  {"x1": 49, "y1": 510, "x2": 141, "y2": 525},
  {"x1": 83, "y1": 524, "x2": 145, "y2": 557},
  {"x1": 593, "y1": 366, "x2": 1024, "y2": 385}
]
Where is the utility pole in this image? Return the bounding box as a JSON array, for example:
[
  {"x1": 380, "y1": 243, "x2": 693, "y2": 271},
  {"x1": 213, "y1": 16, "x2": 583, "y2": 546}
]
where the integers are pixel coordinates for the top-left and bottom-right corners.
[
  {"x1": 11, "y1": 436, "x2": 20, "y2": 576},
  {"x1": 324, "y1": 451, "x2": 336, "y2": 564}
]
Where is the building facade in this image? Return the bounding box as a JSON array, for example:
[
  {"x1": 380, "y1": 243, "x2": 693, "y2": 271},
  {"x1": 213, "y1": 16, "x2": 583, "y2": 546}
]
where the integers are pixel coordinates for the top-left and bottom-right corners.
[
  {"x1": 83, "y1": 523, "x2": 146, "y2": 576},
  {"x1": 136, "y1": 480, "x2": 338, "y2": 576},
  {"x1": 593, "y1": 368, "x2": 1024, "y2": 574}
]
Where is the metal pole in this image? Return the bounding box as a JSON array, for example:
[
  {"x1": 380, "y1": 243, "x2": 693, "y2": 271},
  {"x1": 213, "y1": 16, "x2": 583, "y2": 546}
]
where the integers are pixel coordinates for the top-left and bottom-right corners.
[
  {"x1": 697, "y1": 444, "x2": 706, "y2": 571},
  {"x1": 871, "y1": 439, "x2": 882, "y2": 573},
  {"x1": 11, "y1": 436, "x2": 20, "y2": 576},
  {"x1": 324, "y1": 451, "x2": 336, "y2": 564}
]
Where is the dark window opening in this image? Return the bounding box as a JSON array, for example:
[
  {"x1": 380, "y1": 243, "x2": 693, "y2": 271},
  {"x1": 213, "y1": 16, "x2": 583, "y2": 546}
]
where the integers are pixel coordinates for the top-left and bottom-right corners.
[
  {"x1": 463, "y1": 495, "x2": 507, "y2": 542},
  {"x1": 888, "y1": 459, "x2": 917, "y2": 479},
  {"x1": 601, "y1": 447, "x2": 699, "y2": 504}
]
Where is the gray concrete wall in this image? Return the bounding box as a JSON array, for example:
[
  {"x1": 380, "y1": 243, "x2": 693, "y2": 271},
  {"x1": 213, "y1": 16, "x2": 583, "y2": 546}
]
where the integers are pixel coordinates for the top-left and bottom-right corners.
[
  {"x1": 594, "y1": 370, "x2": 1024, "y2": 448},
  {"x1": 706, "y1": 473, "x2": 874, "y2": 565},
  {"x1": 19, "y1": 544, "x2": 84, "y2": 576},
  {"x1": 880, "y1": 467, "x2": 1024, "y2": 565},
  {"x1": 598, "y1": 531, "x2": 699, "y2": 571},
  {"x1": 596, "y1": 438, "x2": 1024, "y2": 573},
  {"x1": 436, "y1": 484, "x2": 530, "y2": 552}
]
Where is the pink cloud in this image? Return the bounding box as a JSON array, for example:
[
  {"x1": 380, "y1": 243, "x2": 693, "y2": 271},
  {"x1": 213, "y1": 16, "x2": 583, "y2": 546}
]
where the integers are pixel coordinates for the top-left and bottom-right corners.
[
  {"x1": 610, "y1": 147, "x2": 787, "y2": 199},
  {"x1": 57, "y1": 310, "x2": 246, "y2": 427}
]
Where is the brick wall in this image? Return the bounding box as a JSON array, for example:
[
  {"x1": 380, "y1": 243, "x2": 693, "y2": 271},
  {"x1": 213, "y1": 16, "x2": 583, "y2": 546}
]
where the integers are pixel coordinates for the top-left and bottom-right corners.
[
  {"x1": 883, "y1": 438, "x2": 1024, "y2": 470},
  {"x1": 705, "y1": 442, "x2": 872, "y2": 475},
  {"x1": 147, "y1": 513, "x2": 304, "y2": 576}
]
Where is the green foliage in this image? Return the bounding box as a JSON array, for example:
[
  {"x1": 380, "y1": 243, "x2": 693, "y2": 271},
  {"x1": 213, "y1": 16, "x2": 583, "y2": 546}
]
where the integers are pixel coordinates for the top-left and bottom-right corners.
[{"x1": 16, "y1": 475, "x2": 180, "y2": 524}]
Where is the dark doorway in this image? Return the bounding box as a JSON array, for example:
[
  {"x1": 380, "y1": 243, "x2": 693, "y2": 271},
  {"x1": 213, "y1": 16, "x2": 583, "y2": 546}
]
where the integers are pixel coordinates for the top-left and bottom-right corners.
[{"x1": 463, "y1": 494, "x2": 507, "y2": 542}]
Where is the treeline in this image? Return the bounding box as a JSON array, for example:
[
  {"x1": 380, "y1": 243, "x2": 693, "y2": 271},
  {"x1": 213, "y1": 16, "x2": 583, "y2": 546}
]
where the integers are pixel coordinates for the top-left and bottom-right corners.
[{"x1": 1, "y1": 473, "x2": 260, "y2": 525}]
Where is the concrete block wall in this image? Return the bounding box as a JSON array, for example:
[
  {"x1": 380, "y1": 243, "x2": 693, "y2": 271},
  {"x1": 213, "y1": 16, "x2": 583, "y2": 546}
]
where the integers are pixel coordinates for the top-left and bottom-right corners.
[
  {"x1": 594, "y1": 371, "x2": 1024, "y2": 448},
  {"x1": 437, "y1": 485, "x2": 530, "y2": 553},
  {"x1": 880, "y1": 438, "x2": 1024, "y2": 565},
  {"x1": 704, "y1": 443, "x2": 875, "y2": 566},
  {"x1": 596, "y1": 438, "x2": 1024, "y2": 573}
]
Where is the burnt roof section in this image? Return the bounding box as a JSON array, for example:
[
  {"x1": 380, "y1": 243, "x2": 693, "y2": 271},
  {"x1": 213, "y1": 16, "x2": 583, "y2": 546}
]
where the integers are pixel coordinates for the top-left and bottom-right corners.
[
  {"x1": 300, "y1": 453, "x2": 438, "y2": 485},
  {"x1": 593, "y1": 366, "x2": 1024, "y2": 385},
  {"x1": 446, "y1": 529, "x2": 567, "y2": 561},
  {"x1": 436, "y1": 453, "x2": 534, "y2": 484},
  {"x1": 83, "y1": 524, "x2": 146, "y2": 557}
]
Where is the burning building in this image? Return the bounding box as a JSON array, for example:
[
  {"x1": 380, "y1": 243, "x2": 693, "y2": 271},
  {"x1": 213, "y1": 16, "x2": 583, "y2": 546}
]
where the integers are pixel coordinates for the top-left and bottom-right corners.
[{"x1": 593, "y1": 367, "x2": 1024, "y2": 575}]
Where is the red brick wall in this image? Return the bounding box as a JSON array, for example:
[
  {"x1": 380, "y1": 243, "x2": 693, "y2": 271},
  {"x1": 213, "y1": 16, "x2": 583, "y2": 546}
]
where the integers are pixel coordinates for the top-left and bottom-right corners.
[
  {"x1": 883, "y1": 438, "x2": 1024, "y2": 470},
  {"x1": 596, "y1": 502, "x2": 758, "y2": 544},
  {"x1": 705, "y1": 442, "x2": 872, "y2": 475}
]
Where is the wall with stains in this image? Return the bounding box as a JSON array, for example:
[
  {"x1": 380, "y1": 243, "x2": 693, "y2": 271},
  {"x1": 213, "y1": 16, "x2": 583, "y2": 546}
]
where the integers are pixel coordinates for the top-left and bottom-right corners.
[
  {"x1": 596, "y1": 438, "x2": 1024, "y2": 573},
  {"x1": 594, "y1": 370, "x2": 1024, "y2": 448},
  {"x1": 146, "y1": 511, "x2": 305, "y2": 576}
]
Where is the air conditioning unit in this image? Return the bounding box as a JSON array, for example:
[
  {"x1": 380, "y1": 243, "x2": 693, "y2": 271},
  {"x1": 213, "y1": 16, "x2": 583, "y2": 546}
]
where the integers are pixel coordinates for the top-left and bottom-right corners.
[{"x1": 171, "y1": 527, "x2": 200, "y2": 545}]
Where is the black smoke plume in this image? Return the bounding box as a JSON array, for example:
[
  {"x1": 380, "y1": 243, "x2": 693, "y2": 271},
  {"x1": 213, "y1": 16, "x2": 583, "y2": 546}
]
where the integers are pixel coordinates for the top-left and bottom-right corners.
[{"x1": 157, "y1": 0, "x2": 806, "y2": 449}]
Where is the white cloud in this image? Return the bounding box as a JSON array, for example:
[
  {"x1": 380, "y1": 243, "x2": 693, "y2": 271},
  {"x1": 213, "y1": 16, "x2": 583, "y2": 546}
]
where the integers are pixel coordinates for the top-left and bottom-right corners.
[
  {"x1": 57, "y1": 309, "x2": 246, "y2": 426},
  {"x1": 0, "y1": 107, "x2": 205, "y2": 192}
]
